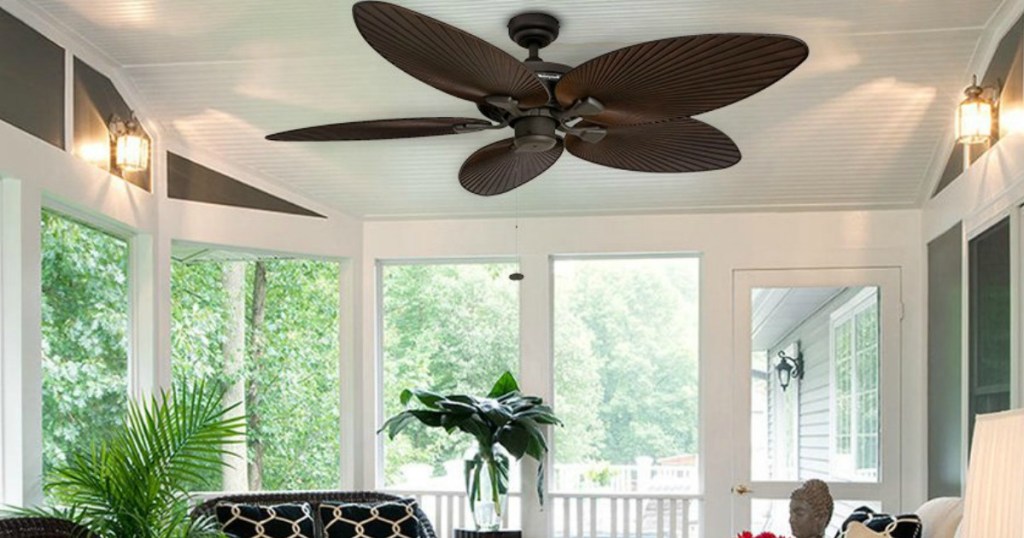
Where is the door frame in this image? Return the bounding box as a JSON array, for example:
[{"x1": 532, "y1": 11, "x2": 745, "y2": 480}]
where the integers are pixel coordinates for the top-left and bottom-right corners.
[{"x1": 730, "y1": 267, "x2": 903, "y2": 533}]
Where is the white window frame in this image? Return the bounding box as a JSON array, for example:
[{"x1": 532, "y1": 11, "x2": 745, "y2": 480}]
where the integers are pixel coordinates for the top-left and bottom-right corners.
[{"x1": 828, "y1": 287, "x2": 879, "y2": 481}]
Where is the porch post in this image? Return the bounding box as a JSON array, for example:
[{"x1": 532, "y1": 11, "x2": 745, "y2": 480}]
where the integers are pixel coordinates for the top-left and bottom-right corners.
[
  {"x1": 518, "y1": 253, "x2": 553, "y2": 538},
  {"x1": 0, "y1": 179, "x2": 44, "y2": 506}
]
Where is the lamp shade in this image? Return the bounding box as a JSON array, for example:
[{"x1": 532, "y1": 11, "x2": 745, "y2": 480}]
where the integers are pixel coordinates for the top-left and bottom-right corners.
[
  {"x1": 962, "y1": 408, "x2": 1024, "y2": 538},
  {"x1": 115, "y1": 132, "x2": 150, "y2": 172},
  {"x1": 956, "y1": 77, "x2": 994, "y2": 145}
]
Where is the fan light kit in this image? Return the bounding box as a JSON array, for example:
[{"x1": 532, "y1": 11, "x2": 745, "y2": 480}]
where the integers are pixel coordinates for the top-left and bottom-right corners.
[{"x1": 267, "y1": 1, "x2": 809, "y2": 196}]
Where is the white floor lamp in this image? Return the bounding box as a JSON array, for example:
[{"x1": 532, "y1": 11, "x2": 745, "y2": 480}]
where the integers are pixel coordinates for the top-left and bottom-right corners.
[{"x1": 961, "y1": 408, "x2": 1024, "y2": 537}]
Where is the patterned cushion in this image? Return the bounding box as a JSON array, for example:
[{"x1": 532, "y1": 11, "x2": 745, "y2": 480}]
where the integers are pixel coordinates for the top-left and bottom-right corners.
[
  {"x1": 836, "y1": 506, "x2": 922, "y2": 538},
  {"x1": 216, "y1": 502, "x2": 316, "y2": 538},
  {"x1": 319, "y1": 500, "x2": 420, "y2": 538}
]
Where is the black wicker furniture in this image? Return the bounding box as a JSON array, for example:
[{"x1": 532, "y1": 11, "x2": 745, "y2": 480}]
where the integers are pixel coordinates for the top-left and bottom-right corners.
[
  {"x1": 0, "y1": 517, "x2": 93, "y2": 538},
  {"x1": 192, "y1": 491, "x2": 437, "y2": 538}
]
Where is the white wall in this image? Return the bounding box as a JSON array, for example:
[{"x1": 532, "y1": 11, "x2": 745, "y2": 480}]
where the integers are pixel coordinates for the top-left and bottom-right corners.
[{"x1": 362, "y1": 209, "x2": 925, "y2": 537}]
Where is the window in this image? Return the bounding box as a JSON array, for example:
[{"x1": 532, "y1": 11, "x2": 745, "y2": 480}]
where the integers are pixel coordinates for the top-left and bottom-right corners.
[
  {"x1": 553, "y1": 257, "x2": 700, "y2": 493},
  {"x1": 171, "y1": 251, "x2": 341, "y2": 491},
  {"x1": 378, "y1": 261, "x2": 519, "y2": 489},
  {"x1": 968, "y1": 218, "x2": 1011, "y2": 449},
  {"x1": 41, "y1": 210, "x2": 129, "y2": 477},
  {"x1": 830, "y1": 288, "x2": 879, "y2": 479}
]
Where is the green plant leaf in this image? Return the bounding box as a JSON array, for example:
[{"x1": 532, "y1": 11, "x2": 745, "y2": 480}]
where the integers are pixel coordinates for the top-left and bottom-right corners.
[
  {"x1": 15, "y1": 381, "x2": 242, "y2": 538},
  {"x1": 479, "y1": 399, "x2": 513, "y2": 428},
  {"x1": 487, "y1": 371, "x2": 519, "y2": 398},
  {"x1": 399, "y1": 389, "x2": 414, "y2": 406},
  {"x1": 496, "y1": 424, "x2": 529, "y2": 459},
  {"x1": 435, "y1": 399, "x2": 477, "y2": 414},
  {"x1": 408, "y1": 409, "x2": 446, "y2": 427},
  {"x1": 379, "y1": 411, "x2": 417, "y2": 439},
  {"x1": 380, "y1": 370, "x2": 561, "y2": 513},
  {"x1": 409, "y1": 389, "x2": 445, "y2": 409}
]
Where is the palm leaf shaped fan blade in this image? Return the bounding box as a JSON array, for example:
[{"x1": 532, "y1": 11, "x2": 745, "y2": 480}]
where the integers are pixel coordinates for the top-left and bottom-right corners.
[{"x1": 265, "y1": 1, "x2": 808, "y2": 196}]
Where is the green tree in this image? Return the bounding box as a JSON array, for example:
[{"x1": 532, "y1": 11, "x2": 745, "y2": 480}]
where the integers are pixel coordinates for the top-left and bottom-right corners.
[
  {"x1": 40, "y1": 211, "x2": 129, "y2": 477},
  {"x1": 171, "y1": 255, "x2": 341, "y2": 491},
  {"x1": 381, "y1": 263, "x2": 519, "y2": 484},
  {"x1": 554, "y1": 259, "x2": 699, "y2": 467}
]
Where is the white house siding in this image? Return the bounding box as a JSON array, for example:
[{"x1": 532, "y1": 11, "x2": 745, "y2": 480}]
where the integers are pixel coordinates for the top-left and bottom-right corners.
[{"x1": 767, "y1": 287, "x2": 866, "y2": 482}]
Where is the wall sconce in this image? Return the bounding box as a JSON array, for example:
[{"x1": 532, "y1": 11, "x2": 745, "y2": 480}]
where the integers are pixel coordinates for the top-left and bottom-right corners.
[
  {"x1": 108, "y1": 113, "x2": 150, "y2": 172},
  {"x1": 956, "y1": 75, "x2": 997, "y2": 146},
  {"x1": 775, "y1": 349, "x2": 804, "y2": 392}
]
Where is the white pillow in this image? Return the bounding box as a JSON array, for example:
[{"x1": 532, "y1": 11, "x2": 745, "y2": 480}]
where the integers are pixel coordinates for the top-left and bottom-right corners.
[{"x1": 915, "y1": 497, "x2": 963, "y2": 538}]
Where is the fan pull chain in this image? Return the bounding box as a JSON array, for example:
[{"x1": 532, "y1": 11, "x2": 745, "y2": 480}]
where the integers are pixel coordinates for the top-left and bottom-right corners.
[{"x1": 510, "y1": 193, "x2": 525, "y2": 281}]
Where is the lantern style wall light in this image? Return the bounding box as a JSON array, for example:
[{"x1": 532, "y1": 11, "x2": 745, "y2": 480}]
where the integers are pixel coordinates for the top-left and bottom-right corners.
[
  {"x1": 775, "y1": 348, "x2": 804, "y2": 392},
  {"x1": 956, "y1": 75, "x2": 997, "y2": 146},
  {"x1": 108, "y1": 113, "x2": 150, "y2": 173}
]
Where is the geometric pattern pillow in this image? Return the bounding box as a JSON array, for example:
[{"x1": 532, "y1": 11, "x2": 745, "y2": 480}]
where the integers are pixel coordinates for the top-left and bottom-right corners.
[
  {"x1": 319, "y1": 501, "x2": 420, "y2": 538},
  {"x1": 836, "y1": 506, "x2": 922, "y2": 538},
  {"x1": 215, "y1": 502, "x2": 316, "y2": 538}
]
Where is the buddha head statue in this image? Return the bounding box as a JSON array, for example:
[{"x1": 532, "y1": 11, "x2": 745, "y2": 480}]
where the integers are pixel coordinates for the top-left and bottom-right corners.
[{"x1": 789, "y1": 479, "x2": 833, "y2": 538}]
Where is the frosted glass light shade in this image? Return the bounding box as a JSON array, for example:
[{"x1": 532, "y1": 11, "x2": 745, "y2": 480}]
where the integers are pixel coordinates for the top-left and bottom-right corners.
[
  {"x1": 956, "y1": 97, "x2": 994, "y2": 144},
  {"x1": 962, "y1": 408, "x2": 1024, "y2": 538},
  {"x1": 115, "y1": 133, "x2": 149, "y2": 172}
]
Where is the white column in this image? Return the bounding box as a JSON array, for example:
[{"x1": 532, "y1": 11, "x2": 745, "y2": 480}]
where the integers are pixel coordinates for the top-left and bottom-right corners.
[
  {"x1": 702, "y1": 256, "x2": 735, "y2": 538},
  {"x1": 1, "y1": 179, "x2": 44, "y2": 506},
  {"x1": 129, "y1": 233, "x2": 159, "y2": 397},
  {"x1": 518, "y1": 253, "x2": 554, "y2": 538},
  {"x1": 340, "y1": 256, "x2": 366, "y2": 490}
]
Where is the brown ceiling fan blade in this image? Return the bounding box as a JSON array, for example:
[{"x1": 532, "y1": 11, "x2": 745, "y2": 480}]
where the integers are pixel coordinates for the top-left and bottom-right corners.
[
  {"x1": 353, "y1": 1, "x2": 549, "y2": 108},
  {"x1": 566, "y1": 118, "x2": 740, "y2": 173},
  {"x1": 459, "y1": 138, "x2": 563, "y2": 196},
  {"x1": 556, "y1": 34, "x2": 808, "y2": 125},
  {"x1": 266, "y1": 118, "x2": 491, "y2": 141}
]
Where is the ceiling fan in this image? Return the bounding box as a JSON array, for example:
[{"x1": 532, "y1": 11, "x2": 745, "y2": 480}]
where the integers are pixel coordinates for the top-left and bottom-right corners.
[{"x1": 266, "y1": 1, "x2": 809, "y2": 196}]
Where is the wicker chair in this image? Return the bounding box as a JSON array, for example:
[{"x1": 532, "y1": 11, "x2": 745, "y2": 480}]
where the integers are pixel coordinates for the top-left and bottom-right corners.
[
  {"x1": 0, "y1": 517, "x2": 93, "y2": 538},
  {"x1": 192, "y1": 491, "x2": 438, "y2": 538}
]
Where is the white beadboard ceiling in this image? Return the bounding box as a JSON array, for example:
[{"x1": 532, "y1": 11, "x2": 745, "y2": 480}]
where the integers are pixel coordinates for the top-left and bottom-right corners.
[{"x1": 23, "y1": 0, "x2": 1004, "y2": 218}]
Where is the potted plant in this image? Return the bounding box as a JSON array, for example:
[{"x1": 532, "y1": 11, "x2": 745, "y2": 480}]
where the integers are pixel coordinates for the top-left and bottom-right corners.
[
  {"x1": 4, "y1": 382, "x2": 245, "y2": 538},
  {"x1": 380, "y1": 371, "x2": 561, "y2": 530}
]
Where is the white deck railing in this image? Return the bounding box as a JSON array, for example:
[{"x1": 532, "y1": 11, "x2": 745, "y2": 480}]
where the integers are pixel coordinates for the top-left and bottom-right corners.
[{"x1": 384, "y1": 490, "x2": 700, "y2": 538}]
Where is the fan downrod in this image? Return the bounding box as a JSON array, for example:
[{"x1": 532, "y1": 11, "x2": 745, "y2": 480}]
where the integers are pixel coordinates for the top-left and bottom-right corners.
[{"x1": 508, "y1": 12, "x2": 560, "y2": 53}]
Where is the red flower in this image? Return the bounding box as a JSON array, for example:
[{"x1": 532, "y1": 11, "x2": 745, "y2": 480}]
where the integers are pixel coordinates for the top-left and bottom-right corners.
[{"x1": 737, "y1": 530, "x2": 790, "y2": 538}]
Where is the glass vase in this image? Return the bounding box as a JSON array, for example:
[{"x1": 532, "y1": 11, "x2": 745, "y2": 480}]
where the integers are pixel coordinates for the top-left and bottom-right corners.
[{"x1": 464, "y1": 443, "x2": 510, "y2": 531}]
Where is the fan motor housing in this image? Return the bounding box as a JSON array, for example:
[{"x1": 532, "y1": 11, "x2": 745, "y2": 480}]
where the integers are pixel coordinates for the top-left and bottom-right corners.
[
  {"x1": 508, "y1": 12, "x2": 560, "y2": 50},
  {"x1": 513, "y1": 116, "x2": 558, "y2": 152}
]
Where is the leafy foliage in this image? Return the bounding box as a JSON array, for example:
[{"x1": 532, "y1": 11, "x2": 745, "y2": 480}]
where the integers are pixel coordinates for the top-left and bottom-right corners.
[
  {"x1": 382, "y1": 259, "x2": 700, "y2": 490},
  {"x1": 380, "y1": 263, "x2": 519, "y2": 483},
  {"x1": 40, "y1": 211, "x2": 129, "y2": 477},
  {"x1": 553, "y1": 259, "x2": 700, "y2": 466},
  {"x1": 7, "y1": 383, "x2": 245, "y2": 538},
  {"x1": 380, "y1": 372, "x2": 561, "y2": 509},
  {"x1": 171, "y1": 257, "x2": 341, "y2": 491}
]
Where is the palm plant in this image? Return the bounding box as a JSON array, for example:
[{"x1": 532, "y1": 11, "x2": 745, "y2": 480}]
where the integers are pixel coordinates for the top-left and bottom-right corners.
[
  {"x1": 380, "y1": 371, "x2": 561, "y2": 530},
  {"x1": 6, "y1": 382, "x2": 245, "y2": 538}
]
